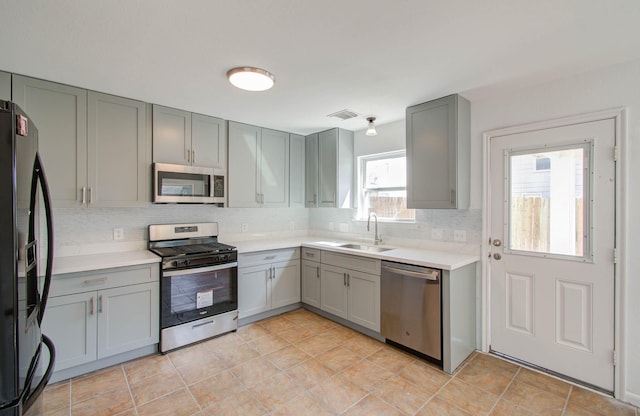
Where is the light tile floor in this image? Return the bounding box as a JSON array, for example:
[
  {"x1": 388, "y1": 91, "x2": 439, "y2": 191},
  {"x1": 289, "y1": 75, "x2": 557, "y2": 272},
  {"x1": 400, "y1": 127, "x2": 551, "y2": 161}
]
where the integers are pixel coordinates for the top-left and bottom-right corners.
[{"x1": 43, "y1": 308, "x2": 638, "y2": 416}]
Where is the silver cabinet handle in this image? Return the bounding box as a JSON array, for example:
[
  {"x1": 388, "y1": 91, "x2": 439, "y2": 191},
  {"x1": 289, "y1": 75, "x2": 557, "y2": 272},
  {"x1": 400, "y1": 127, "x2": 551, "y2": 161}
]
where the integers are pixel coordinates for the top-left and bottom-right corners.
[
  {"x1": 271, "y1": 267, "x2": 275, "y2": 279},
  {"x1": 88, "y1": 187, "x2": 92, "y2": 204},
  {"x1": 261, "y1": 194, "x2": 265, "y2": 204},
  {"x1": 314, "y1": 193, "x2": 317, "y2": 204},
  {"x1": 83, "y1": 277, "x2": 107, "y2": 285},
  {"x1": 343, "y1": 273, "x2": 346, "y2": 286},
  {"x1": 81, "y1": 187, "x2": 86, "y2": 204},
  {"x1": 98, "y1": 295, "x2": 103, "y2": 313},
  {"x1": 450, "y1": 189, "x2": 456, "y2": 205},
  {"x1": 186, "y1": 148, "x2": 190, "y2": 163},
  {"x1": 316, "y1": 266, "x2": 320, "y2": 278},
  {"x1": 89, "y1": 297, "x2": 94, "y2": 315},
  {"x1": 347, "y1": 273, "x2": 350, "y2": 287},
  {"x1": 192, "y1": 150, "x2": 195, "y2": 164},
  {"x1": 256, "y1": 193, "x2": 261, "y2": 204}
]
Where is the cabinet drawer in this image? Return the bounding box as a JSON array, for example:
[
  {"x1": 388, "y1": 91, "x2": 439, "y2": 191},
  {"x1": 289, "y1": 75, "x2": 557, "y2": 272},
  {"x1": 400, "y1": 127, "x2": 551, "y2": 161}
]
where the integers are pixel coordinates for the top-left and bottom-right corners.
[
  {"x1": 239, "y1": 248, "x2": 300, "y2": 268},
  {"x1": 50, "y1": 264, "x2": 158, "y2": 297},
  {"x1": 301, "y1": 248, "x2": 320, "y2": 262},
  {"x1": 321, "y1": 251, "x2": 381, "y2": 275}
]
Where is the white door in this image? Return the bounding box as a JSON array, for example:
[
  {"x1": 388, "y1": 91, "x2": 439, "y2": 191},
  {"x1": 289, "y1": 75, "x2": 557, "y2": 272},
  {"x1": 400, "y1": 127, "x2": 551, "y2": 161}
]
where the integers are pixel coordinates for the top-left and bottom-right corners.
[{"x1": 489, "y1": 119, "x2": 616, "y2": 392}]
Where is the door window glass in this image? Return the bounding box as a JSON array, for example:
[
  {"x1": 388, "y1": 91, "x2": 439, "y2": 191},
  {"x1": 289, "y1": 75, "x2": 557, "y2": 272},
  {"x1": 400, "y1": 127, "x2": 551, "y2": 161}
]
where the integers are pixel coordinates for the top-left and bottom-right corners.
[{"x1": 508, "y1": 144, "x2": 590, "y2": 258}]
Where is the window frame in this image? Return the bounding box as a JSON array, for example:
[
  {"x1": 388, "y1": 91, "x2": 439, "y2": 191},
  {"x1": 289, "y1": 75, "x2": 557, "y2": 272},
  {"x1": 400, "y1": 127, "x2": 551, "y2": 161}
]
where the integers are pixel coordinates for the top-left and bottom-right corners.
[{"x1": 356, "y1": 150, "x2": 415, "y2": 222}]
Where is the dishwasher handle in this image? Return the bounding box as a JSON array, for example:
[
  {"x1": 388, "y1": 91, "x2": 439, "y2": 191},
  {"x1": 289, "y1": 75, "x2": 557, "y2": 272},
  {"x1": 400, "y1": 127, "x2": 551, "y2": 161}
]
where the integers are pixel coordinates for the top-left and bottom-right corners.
[{"x1": 382, "y1": 264, "x2": 439, "y2": 281}]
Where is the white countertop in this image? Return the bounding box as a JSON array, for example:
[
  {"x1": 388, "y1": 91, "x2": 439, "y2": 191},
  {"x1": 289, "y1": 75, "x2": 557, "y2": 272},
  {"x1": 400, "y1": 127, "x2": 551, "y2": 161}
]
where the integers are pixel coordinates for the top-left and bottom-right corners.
[
  {"x1": 231, "y1": 237, "x2": 479, "y2": 270},
  {"x1": 50, "y1": 250, "x2": 161, "y2": 275}
]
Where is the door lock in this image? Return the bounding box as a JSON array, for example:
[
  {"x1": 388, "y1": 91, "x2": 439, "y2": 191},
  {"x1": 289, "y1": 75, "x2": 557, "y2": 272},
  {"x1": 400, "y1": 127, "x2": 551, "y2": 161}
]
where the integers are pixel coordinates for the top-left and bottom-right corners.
[
  {"x1": 492, "y1": 239, "x2": 502, "y2": 247},
  {"x1": 493, "y1": 253, "x2": 502, "y2": 260}
]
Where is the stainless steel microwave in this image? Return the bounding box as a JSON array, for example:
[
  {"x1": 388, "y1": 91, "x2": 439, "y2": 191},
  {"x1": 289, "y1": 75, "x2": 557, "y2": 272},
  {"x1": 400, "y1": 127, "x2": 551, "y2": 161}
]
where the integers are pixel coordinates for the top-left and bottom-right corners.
[{"x1": 153, "y1": 163, "x2": 225, "y2": 204}]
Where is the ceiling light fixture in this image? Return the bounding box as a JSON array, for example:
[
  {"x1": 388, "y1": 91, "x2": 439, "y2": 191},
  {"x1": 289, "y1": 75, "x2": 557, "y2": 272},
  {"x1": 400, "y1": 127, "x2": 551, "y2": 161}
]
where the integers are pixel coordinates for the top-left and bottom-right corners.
[
  {"x1": 227, "y1": 67, "x2": 275, "y2": 91},
  {"x1": 365, "y1": 117, "x2": 378, "y2": 136}
]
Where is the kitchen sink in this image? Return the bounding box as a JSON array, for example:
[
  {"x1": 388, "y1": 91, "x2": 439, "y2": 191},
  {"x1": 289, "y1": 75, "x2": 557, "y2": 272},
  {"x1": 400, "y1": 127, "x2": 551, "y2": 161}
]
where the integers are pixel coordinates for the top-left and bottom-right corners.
[{"x1": 339, "y1": 243, "x2": 394, "y2": 253}]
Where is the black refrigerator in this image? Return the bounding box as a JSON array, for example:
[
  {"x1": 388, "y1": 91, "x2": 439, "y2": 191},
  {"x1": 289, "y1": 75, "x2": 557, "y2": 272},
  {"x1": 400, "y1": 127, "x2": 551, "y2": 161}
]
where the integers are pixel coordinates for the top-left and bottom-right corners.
[{"x1": 0, "y1": 101, "x2": 55, "y2": 416}]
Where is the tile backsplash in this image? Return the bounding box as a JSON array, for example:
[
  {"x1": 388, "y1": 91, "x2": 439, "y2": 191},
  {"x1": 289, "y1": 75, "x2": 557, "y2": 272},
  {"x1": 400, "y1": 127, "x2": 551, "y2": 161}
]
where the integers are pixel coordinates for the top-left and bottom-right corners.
[{"x1": 52, "y1": 205, "x2": 482, "y2": 256}]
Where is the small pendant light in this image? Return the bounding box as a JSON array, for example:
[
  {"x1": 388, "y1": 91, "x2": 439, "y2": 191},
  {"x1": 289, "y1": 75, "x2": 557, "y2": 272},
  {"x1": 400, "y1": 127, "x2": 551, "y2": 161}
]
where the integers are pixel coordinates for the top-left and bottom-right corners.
[{"x1": 365, "y1": 117, "x2": 378, "y2": 136}]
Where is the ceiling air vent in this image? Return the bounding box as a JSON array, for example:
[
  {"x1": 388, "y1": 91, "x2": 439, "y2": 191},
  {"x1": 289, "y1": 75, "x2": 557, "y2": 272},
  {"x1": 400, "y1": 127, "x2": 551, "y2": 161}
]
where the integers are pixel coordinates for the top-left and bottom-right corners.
[{"x1": 327, "y1": 109, "x2": 359, "y2": 121}]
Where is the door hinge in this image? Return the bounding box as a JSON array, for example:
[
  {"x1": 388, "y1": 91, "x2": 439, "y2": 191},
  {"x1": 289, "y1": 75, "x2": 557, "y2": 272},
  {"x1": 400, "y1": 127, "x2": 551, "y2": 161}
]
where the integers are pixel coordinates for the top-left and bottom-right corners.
[
  {"x1": 614, "y1": 146, "x2": 619, "y2": 162},
  {"x1": 613, "y1": 248, "x2": 618, "y2": 264},
  {"x1": 613, "y1": 350, "x2": 617, "y2": 366}
]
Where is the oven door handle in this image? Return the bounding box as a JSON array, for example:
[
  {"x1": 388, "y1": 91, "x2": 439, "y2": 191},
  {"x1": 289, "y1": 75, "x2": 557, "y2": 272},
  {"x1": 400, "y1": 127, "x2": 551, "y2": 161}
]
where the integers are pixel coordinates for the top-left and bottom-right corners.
[{"x1": 163, "y1": 262, "x2": 238, "y2": 277}]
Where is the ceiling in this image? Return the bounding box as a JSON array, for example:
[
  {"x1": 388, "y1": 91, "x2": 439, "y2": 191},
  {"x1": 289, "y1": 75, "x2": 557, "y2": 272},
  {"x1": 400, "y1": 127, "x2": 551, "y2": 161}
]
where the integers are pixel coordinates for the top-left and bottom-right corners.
[{"x1": 2, "y1": 0, "x2": 640, "y2": 135}]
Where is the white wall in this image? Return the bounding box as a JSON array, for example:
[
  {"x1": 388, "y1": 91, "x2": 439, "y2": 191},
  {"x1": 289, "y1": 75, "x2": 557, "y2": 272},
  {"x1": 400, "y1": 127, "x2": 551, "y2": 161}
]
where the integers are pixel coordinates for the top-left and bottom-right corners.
[
  {"x1": 309, "y1": 119, "x2": 483, "y2": 250},
  {"x1": 468, "y1": 58, "x2": 640, "y2": 405}
]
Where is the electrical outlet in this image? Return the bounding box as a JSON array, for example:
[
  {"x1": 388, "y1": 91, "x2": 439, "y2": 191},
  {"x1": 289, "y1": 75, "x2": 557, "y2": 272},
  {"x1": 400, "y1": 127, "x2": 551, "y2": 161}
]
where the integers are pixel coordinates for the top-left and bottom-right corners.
[
  {"x1": 431, "y1": 228, "x2": 443, "y2": 240},
  {"x1": 289, "y1": 221, "x2": 295, "y2": 230},
  {"x1": 241, "y1": 223, "x2": 248, "y2": 233},
  {"x1": 113, "y1": 228, "x2": 124, "y2": 241},
  {"x1": 454, "y1": 230, "x2": 467, "y2": 242}
]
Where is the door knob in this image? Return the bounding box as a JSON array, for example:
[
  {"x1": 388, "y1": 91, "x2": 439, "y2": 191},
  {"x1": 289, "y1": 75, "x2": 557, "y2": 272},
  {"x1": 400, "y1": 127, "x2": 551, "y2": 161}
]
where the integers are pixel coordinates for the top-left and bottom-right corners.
[{"x1": 493, "y1": 253, "x2": 502, "y2": 260}]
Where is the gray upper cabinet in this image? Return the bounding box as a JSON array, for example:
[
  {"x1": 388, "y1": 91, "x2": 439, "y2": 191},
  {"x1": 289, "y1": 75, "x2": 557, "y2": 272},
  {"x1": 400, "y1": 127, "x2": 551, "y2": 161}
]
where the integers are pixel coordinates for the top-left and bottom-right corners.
[
  {"x1": 0, "y1": 71, "x2": 10, "y2": 100},
  {"x1": 317, "y1": 128, "x2": 354, "y2": 208},
  {"x1": 152, "y1": 105, "x2": 226, "y2": 169},
  {"x1": 12, "y1": 75, "x2": 88, "y2": 207},
  {"x1": 406, "y1": 94, "x2": 470, "y2": 209},
  {"x1": 228, "y1": 121, "x2": 289, "y2": 208},
  {"x1": 87, "y1": 92, "x2": 149, "y2": 207},
  {"x1": 289, "y1": 134, "x2": 305, "y2": 208},
  {"x1": 13, "y1": 75, "x2": 150, "y2": 207},
  {"x1": 305, "y1": 133, "x2": 319, "y2": 207}
]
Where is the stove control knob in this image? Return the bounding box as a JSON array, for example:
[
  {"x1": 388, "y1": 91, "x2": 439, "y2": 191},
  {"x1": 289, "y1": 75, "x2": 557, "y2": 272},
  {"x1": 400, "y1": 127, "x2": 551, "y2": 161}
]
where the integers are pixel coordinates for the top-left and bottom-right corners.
[{"x1": 221, "y1": 254, "x2": 228, "y2": 261}]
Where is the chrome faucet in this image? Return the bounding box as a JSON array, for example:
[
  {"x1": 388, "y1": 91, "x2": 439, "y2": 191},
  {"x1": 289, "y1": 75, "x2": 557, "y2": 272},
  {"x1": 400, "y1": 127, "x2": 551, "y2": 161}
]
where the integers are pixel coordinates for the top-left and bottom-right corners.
[{"x1": 367, "y1": 211, "x2": 382, "y2": 245}]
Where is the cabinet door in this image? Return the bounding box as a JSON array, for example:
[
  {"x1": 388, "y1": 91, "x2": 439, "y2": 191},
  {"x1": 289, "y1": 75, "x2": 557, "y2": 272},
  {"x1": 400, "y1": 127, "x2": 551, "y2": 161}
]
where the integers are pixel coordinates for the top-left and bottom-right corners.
[
  {"x1": 42, "y1": 292, "x2": 97, "y2": 371},
  {"x1": 289, "y1": 134, "x2": 305, "y2": 207},
  {"x1": 0, "y1": 71, "x2": 10, "y2": 100},
  {"x1": 406, "y1": 94, "x2": 469, "y2": 209},
  {"x1": 261, "y1": 128, "x2": 289, "y2": 207},
  {"x1": 152, "y1": 105, "x2": 191, "y2": 165},
  {"x1": 87, "y1": 92, "x2": 148, "y2": 207},
  {"x1": 301, "y1": 260, "x2": 321, "y2": 308},
  {"x1": 238, "y1": 264, "x2": 271, "y2": 318},
  {"x1": 97, "y1": 282, "x2": 159, "y2": 358},
  {"x1": 318, "y1": 129, "x2": 338, "y2": 207},
  {"x1": 347, "y1": 271, "x2": 380, "y2": 332},
  {"x1": 320, "y1": 264, "x2": 348, "y2": 319},
  {"x1": 191, "y1": 113, "x2": 227, "y2": 169},
  {"x1": 271, "y1": 260, "x2": 300, "y2": 309},
  {"x1": 228, "y1": 121, "x2": 260, "y2": 207},
  {"x1": 305, "y1": 133, "x2": 319, "y2": 207},
  {"x1": 12, "y1": 75, "x2": 88, "y2": 207}
]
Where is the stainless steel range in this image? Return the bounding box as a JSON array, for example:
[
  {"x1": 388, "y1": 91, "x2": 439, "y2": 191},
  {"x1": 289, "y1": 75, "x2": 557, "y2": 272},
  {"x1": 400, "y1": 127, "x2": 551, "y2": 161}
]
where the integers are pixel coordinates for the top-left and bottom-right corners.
[{"x1": 148, "y1": 222, "x2": 238, "y2": 353}]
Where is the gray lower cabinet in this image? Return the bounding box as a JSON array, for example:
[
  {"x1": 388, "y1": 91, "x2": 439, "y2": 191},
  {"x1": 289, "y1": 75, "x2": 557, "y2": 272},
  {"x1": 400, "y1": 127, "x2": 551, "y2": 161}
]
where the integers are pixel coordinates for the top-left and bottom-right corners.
[
  {"x1": 289, "y1": 133, "x2": 305, "y2": 208},
  {"x1": 406, "y1": 94, "x2": 470, "y2": 209},
  {"x1": 41, "y1": 264, "x2": 159, "y2": 373},
  {"x1": 228, "y1": 121, "x2": 289, "y2": 208},
  {"x1": 318, "y1": 251, "x2": 380, "y2": 332},
  {"x1": 301, "y1": 248, "x2": 321, "y2": 308},
  {"x1": 12, "y1": 75, "x2": 150, "y2": 207},
  {"x1": 0, "y1": 71, "x2": 10, "y2": 100},
  {"x1": 306, "y1": 128, "x2": 354, "y2": 208},
  {"x1": 238, "y1": 249, "x2": 300, "y2": 318},
  {"x1": 152, "y1": 105, "x2": 227, "y2": 169}
]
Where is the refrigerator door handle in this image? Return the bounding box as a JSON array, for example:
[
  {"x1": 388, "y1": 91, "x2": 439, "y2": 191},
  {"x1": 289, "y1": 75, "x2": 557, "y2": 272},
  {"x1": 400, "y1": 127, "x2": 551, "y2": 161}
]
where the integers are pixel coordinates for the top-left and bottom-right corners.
[
  {"x1": 28, "y1": 153, "x2": 55, "y2": 325},
  {"x1": 22, "y1": 335, "x2": 56, "y2": 412}
]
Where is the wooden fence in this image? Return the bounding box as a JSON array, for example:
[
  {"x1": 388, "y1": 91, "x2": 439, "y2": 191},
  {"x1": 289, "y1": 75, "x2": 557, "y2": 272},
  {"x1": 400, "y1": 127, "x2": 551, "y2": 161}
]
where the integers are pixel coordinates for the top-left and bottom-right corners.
[{"x1": 510, "y1": 197, "x2": 583, "y2": 254}]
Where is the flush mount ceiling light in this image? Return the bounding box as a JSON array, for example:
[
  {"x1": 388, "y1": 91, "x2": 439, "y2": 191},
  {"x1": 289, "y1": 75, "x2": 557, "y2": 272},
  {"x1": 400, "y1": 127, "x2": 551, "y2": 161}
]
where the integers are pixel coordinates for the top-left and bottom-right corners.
[
  {"x1": 227, "y1": 67, "x2": 275, "y2": 91},
  {"x1": 365, "y1": 117, "x2": 378, "y2": 136}
]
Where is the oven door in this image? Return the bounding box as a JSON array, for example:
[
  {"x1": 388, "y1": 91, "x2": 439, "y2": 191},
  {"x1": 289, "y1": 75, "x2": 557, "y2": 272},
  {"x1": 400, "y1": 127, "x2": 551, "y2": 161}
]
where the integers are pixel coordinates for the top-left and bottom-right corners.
[{"x1": 161, "y1": 263, "x2": 238, "y2": 328}]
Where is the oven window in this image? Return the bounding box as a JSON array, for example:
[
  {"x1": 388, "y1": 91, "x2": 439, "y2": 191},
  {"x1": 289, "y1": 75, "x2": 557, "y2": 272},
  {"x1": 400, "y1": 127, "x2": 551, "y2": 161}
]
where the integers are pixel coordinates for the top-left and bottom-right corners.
[
  {"x1": 162, "y1": 267, "x2": 237, "y2": 328},
  {"x1": 157, "y1": 171, "x2": 210, "y2": 197}
]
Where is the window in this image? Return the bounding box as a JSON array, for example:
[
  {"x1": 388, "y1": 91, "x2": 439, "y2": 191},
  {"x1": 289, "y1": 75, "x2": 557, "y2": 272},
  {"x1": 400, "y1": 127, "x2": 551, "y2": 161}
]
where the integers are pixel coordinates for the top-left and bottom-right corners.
[{"x1": 357, "y1": 150, "x2": 415, "y2": 221}]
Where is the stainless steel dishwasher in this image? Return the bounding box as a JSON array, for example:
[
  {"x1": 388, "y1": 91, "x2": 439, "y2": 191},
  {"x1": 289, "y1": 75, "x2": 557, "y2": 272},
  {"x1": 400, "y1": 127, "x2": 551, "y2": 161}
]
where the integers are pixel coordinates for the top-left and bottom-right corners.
[{"x1": 381, "y1": 261, "x2": 441, "y2": 362}]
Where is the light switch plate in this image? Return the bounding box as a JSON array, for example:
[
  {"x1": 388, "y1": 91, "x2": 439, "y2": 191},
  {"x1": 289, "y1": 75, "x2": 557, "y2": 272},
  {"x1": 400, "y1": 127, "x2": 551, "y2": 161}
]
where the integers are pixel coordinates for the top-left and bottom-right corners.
[
  {"x1": 113, "y1": 228, "x2": 124, "y2": 240},
  {"x1": 431, "y1": 228, "x2": 443, "y2": 240}
]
